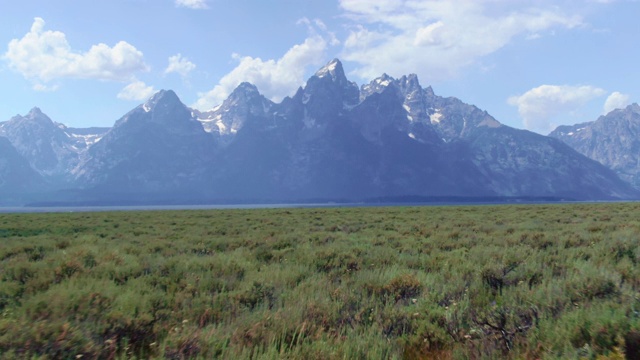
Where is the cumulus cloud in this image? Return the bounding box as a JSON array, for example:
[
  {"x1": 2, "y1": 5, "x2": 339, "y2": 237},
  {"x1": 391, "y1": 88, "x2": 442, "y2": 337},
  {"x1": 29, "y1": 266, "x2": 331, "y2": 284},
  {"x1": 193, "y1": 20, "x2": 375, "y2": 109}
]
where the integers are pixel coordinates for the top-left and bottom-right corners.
[
  {"x1": 603, "y1": 91, "x2": 631, "y2": 114},
  {"x1": 164, "y1": 53, "x2": 196, "y2": 78},
  {"x1": 338, "y1": 0, "x2": 582, "y2": 81},
  {"x1": 191, "y1": 15, "x2": 341, "y2": 110},
  {"x1": 3, "y1": 18, "x2": 148, "y2": 84},
  {"x1": 117, "y1": 80, "x2": 156, "y2": 101},
  {"x1": 193, "y1": 35, "x2": 329, "y2": 110},
  {"x1": 508, "y1": 85, "x2": 606, "y2": 133},
  {"x1": 175, "y1": 0, "x2": 208, "y2": 9}
]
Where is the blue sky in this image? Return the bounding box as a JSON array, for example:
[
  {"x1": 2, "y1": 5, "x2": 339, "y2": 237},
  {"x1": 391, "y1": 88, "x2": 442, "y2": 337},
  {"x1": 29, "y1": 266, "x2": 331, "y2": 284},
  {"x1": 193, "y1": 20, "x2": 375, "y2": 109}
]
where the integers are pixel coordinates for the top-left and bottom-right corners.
[{"x1": 1, "y1": 0, "x2": 638, "y2": 134}]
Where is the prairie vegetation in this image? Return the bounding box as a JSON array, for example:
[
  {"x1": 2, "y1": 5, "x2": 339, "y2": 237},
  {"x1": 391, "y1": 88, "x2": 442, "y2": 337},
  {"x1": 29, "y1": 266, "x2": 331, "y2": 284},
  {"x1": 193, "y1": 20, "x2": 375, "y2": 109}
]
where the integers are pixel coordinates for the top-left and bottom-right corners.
[{"x1": 1, "y1": 203, "x2": 640, "y2": 359}]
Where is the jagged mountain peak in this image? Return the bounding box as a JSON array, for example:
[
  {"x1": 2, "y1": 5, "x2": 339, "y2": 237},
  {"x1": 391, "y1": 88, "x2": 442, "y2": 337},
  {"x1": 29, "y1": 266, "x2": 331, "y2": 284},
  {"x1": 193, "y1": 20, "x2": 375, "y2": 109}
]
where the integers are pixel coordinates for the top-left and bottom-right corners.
[
  {"x1": 360, "y1": 74, "x2": 398, "y2": 100},
  {"x1": 226, "y1": 82, "x2": 268, "y2": 104},
  {"x1": 135, "y1": 89, "x2": 194, "y2": 127},
  {"x1": 399, "y1": 73, "x2": 419, "y2": 85},
  {"x1": 201, "y1": 83, "x2": 268, "y2": 115},
  {"x1": 624, "y1": 102, "x2": 640, "y2": 112},
  {"x1": 373, "y1": 73, "x2": 395, "y2": 87},
  {"x1": 152, "y1": 89, "x2": 178, "y2": 100},
  {"x1": 214, "y1": 83, "x2": 263, "y2": 110},
  {"x1": 196, "y1": 82, "x2": 273, "y2": 136},
  {"x1": 359, "y1": 73, "x2": 425, "y2": 100},
  {"x1": 378, "y1": 73, "x2": 394, "y2": 81},
  {"x1": 0, "y1": 107, "x2": 87, "y2": 178},
  {"x1": 608, "y1": 102, "x2": 640, "y2": 117},
  {"x1": 397, "y1": 74, "x2": 421, "y2": 92},
  {"x1": 233, "y1": 82, "x2": 259, "y2": 94},
  {"x1": 303, "y1": 58, "x2": 359, "y2": 109},
  {"x1": 552, "y1": 102, "x2": 640, "y2": 138},
  {"x1": 314, "y1": 58, "x2": 346, "y2": 81},
  {"x1": 27, "y1": 107, "x2": 45, "y2": 117},
  {"x1": 616, "y1": 102, "x2": 640, "y2": 112},
  {"x1": 361, "y1": 73, "x2": 420, "y2": 92},
  {"x1": 142, "y1": 89, "x2": 182, "y2": 112},
  {"x1": 10, "y1": 107, "x2": 54, "y2": 124},
  {"x1": 105, "y1": 89, "x2": 197, "y2": 137}
]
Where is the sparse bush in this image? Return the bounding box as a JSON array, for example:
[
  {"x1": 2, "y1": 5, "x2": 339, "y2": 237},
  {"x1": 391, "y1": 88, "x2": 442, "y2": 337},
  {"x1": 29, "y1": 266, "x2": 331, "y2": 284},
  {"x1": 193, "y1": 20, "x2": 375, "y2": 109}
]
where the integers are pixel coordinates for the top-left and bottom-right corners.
[{"x1": 384, "y1": 274, "x2": 422, "y2": 302}]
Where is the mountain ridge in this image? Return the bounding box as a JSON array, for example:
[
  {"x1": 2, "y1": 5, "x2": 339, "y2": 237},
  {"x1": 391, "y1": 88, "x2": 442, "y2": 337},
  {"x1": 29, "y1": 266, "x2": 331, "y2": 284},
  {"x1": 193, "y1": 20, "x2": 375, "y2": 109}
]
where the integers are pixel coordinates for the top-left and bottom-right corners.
[
  {"x1": 550, "y1": 103, "x2": 640, "y2": 189},
  {"x1": 1, "y1": 59, "x2": 637, "y2": 205}
]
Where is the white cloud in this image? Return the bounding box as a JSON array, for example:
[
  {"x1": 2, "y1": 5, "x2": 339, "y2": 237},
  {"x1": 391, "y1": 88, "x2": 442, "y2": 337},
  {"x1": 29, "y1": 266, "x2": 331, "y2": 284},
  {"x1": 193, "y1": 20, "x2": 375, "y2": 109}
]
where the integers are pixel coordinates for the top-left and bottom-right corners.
[
  {"x1": 33, "y1": 83, "x2": 59, "y2": 92},
  {"x1": 338, "y1": 0, "x2": 582, "y2": 81},
  {"x1": 414, "y1": 21, "x2": 445, "y2": 46},
  {"x1": 297, "y1": 18, "x2": 340, "y2": 46},
  {"x1": 603, "y1": 91, "x2": 630, "y2": 114},
  {"x1": 164, "y1": 53, "x2": 196, "y2": 78},
  {"x1": 175, "y1": 0, "x2": 208, "y2": 9},
  {"x1": 117, "y1": 80, "x2": 156, "y2": 101},
  {"x1": 3, "y1": 18, "x2": 148, "y2": 85},
  {"x1": 193, "y1": 35, "x2": 329, "y2": 110},
  {"x1": 508, "y1": 85, "x2": 606, "y2": 133}
]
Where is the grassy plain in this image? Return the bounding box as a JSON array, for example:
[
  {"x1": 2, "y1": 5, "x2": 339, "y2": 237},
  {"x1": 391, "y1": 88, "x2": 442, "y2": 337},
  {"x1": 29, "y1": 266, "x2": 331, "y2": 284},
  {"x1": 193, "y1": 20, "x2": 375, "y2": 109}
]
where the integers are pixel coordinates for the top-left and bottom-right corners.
[{"x1": 1, "y1": 203, "x2": 640, "y2": 359}]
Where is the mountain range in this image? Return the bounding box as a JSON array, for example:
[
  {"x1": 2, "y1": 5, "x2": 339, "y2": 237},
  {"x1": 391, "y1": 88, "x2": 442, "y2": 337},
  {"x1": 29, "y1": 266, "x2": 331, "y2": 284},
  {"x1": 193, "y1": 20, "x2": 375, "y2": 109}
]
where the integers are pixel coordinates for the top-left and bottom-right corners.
[{"x1": 0, "y1": 59, "x2": 637, "y2": 205}]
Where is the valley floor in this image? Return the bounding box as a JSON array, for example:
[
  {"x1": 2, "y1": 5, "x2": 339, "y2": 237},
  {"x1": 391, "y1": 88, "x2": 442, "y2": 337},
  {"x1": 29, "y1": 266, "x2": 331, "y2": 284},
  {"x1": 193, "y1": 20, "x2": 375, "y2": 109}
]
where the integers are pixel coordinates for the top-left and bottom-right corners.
[{"x1": 1, "y1": 203, "x2": 640, "y2": 359}]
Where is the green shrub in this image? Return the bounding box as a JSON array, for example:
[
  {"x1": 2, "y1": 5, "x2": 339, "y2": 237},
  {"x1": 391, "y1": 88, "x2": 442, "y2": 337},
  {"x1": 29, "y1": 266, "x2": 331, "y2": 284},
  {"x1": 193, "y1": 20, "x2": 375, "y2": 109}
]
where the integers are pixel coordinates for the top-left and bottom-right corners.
[{"x1": 2, "y1": 203, "x2": 640, "y2": 358}]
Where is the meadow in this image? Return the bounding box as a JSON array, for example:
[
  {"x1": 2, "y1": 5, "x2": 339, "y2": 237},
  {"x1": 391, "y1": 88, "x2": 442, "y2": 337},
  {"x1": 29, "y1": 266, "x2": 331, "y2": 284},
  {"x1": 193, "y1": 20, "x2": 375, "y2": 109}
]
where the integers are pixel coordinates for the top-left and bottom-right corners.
[{"x1": 1, "y1": 203, "x2": 640, "y2": 359}]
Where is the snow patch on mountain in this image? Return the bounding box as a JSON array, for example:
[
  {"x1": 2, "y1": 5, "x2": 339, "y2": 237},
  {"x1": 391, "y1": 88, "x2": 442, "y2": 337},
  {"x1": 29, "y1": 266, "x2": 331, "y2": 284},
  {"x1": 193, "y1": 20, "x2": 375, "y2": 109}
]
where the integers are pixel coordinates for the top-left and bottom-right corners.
[
  {"x1": 430, "y1": 111, "x2": 443, "y2": 124},
  {"x1": 302, "y1": 92, "x2": 312, "y2": 105},
  {"x1": 315, "y1": 58, "x2": 340, "y2": 78},
  {"x1": 376, "y1": 78, "x2": 391, "y2": 87},
  {"x1": 70, "y1": 133, "x2": 104, "y2": 146}
]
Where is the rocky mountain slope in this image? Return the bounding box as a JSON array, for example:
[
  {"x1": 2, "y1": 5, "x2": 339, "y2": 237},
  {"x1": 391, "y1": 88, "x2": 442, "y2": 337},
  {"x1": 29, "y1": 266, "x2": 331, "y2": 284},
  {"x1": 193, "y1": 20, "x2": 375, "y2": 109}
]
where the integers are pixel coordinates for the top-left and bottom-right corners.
[
  {"x1": 0, "y1": 108, "x2": 108, "y2": 185},
  {"x1": 550, "y1": 103, "x2": 640, "y2": 189},
  {"x1": 0, "y1": 137, "x2": 45, "y2": 202},
  {"x1": 74, "y1": 90, "x2": 215, "y2": 198}
]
